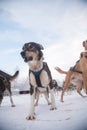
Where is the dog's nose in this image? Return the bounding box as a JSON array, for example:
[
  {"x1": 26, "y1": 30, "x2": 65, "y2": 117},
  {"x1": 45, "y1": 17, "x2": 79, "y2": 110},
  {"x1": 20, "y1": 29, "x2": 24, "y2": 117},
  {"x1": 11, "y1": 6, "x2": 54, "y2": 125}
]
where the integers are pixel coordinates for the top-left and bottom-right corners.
[{"x1": 20, "y1": 51, "x2": 25, "y2": 58}]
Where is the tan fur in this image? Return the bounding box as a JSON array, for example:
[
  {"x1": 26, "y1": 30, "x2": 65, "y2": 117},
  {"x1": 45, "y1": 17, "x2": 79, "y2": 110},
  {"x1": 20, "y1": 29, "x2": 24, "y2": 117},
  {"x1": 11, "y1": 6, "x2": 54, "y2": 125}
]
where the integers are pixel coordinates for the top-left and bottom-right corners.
[
  {"x1": 55, "y1": 67, "x2": 67, "y2": 74},
  {"x1": 55, "y1": 40, "x2": 87, "y2": 102}
]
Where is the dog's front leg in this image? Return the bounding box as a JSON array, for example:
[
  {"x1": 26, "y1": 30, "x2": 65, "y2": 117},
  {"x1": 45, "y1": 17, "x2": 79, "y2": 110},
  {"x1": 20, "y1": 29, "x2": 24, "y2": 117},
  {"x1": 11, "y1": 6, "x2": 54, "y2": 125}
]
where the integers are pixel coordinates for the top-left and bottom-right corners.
[
  {"x1": 26, "y1": 87, "x2": 35, "y2": 120},
  {"x1": 50, "y1": 89, "x2": 57, "y2": 110},
  {"x1": 44, "y1": 91, "x2": 51, "y2": 105},
  {"x1": 34, "y1": 89, "x2": 40, "y2": 106}
]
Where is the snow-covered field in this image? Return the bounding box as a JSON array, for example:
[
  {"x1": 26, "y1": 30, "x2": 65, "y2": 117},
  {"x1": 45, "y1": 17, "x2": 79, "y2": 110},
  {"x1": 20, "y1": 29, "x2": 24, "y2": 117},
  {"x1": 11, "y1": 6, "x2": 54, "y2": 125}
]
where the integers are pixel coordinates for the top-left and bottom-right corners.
[{"x1": 0, "y1": 91, "x2": 87, "y2": 130}]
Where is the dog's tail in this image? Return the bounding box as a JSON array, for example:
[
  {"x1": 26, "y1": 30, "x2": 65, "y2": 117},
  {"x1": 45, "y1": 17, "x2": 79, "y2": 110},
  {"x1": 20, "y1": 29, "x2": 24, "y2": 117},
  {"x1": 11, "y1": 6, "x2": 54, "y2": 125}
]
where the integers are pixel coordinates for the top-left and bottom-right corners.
[
  {"x1": 10, "y1": 71, "x2": 19, "y2": 81},
  {"x1": 0, "y1": 70, "x2": 19, "y2": 81},
  {"x1": 55, "y1": 67, "x2": 67, "y2": 75}
]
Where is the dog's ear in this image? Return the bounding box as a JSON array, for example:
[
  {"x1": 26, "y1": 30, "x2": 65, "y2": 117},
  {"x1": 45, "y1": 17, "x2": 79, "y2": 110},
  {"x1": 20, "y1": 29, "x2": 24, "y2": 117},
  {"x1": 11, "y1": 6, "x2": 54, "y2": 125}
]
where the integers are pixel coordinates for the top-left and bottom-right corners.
[
  {"x1": 38, "y1": 50, "x2": 43, "y2": 60},
  {"x1": 37, "y1": 43, "x2": 44, "y2": 50},
  {"x1": 22, "y1": 43, "x2": 27, "y2": 50}
]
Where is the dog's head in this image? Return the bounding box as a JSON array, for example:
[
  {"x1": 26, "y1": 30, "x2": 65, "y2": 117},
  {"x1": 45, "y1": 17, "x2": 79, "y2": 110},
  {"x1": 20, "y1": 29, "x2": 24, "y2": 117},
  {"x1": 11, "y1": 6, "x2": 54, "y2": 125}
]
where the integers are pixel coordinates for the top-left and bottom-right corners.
[
  {"x1": 83, "y1": 40, "x2": 87, "y2": 50},
  {"x1": 20, "y1": 42, "x2": 44, "y2": 62}
]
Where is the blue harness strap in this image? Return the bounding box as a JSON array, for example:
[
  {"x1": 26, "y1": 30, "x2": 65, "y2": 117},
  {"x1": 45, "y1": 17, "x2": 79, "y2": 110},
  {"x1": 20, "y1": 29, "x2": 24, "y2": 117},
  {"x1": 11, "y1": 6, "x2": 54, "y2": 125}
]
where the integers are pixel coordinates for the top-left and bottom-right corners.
[
  {"x1": 29, "y1": 62, "x2": 53, "y2": 88},
  {"x1": 29, "y1": 67, "x2": 43, "y2": 87}
]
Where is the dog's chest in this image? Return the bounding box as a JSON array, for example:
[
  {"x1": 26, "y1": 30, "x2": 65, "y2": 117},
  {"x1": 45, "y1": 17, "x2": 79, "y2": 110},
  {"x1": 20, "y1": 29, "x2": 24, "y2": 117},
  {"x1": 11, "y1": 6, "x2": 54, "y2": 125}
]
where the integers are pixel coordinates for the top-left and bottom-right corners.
[
  {"x1": 29, "y1": 62, "x2": 50, "y2": 87},
  {"x1": 28, "y1": 60, "x2": 42, "y2": 71}
]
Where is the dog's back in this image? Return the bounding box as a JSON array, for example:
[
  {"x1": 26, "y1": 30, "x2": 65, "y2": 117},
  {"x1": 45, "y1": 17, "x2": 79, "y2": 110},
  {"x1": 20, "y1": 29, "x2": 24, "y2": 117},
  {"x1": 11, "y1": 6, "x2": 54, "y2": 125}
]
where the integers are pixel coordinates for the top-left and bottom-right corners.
[{"x1": 0, "y1": 70, "x2": 19, "y2": 81}]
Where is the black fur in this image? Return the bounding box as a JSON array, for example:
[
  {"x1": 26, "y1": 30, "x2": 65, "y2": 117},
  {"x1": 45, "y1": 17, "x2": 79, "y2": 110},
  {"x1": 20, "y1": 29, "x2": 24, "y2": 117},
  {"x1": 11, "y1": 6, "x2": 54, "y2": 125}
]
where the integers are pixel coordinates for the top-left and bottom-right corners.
[
  {"x1": 0, "y1": 76, "x2": 11, "y2": 103},
  {"x1": 0, "y1": 70, "x2": 19, "y2": 105},
  {"x1": 21, "y1": 42, "x2": 44, "y2": 62}
]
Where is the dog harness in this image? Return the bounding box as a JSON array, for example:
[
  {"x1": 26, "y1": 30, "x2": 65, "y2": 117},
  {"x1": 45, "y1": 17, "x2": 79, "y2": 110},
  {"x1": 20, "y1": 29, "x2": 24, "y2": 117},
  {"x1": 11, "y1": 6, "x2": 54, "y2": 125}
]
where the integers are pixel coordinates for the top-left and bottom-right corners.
[
  {"x1": 30, "y1": 68, "x2": 43, "y2": 87},
  {"x1": 29, "y1": 62, "x2": 52, "y2": 88},
  {"x1": 81, "y1": 52, "x2": 87, "y2": 59},
  {"x1": 70, "y1": 66, "x2": 82, "y2": 74},
  {"x1": 69, "y1": 60, "x2": 82, "y2": 74}
]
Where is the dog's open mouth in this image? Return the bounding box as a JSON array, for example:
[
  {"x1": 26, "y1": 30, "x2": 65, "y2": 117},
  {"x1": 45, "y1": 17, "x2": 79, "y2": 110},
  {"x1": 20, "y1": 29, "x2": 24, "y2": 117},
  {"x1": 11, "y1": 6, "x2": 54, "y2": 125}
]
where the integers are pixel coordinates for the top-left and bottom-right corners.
[
  {"x1": 20, "y1": 51, "x2": 33, "y2": 62},
  {"x1": 24, "y1": 56, "x2": 33, "y2": 62}
]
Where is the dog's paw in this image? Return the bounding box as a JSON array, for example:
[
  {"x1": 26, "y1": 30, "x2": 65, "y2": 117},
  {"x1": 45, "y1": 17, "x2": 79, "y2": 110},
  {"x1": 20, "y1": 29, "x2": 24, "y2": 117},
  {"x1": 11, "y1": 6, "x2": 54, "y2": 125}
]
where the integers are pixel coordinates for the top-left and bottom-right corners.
[
  {"x1": 82, "y1": 95, "x2": 87, "y2": 98},
  {"x1": 60, "y1": 98, "x2": 64, "y2": 102},
  {"x1": 11, "y1": 104, "x2": 15, "y2": 107},
  {"x1": 50, "y1": 106, "x2": 57, "y2": 110},
  {"x1": 26, "y1": 115, "x2": 36, "y2": 120},
  {"x1": 48, "y1": 102, "x2": 51, "y2": 105},
  {"x1": 34, "y1": 103, "x2": 38, "y2": 106}
]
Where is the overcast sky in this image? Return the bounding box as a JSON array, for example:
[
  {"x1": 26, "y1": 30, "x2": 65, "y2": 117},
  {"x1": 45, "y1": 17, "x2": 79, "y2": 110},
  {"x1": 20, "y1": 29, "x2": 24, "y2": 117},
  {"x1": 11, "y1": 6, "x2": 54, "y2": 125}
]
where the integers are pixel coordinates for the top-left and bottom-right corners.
[{"x1": 0, "y1": 0, "x2": 87, "y2": 81}]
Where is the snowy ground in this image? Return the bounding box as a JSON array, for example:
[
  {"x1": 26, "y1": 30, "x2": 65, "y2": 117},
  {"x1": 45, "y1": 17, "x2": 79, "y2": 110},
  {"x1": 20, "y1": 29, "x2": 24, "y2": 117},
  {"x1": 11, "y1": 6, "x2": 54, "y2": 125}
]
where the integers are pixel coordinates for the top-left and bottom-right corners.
[{"x1": 0, "y1": 91, "x2": 87, "y2": 130}]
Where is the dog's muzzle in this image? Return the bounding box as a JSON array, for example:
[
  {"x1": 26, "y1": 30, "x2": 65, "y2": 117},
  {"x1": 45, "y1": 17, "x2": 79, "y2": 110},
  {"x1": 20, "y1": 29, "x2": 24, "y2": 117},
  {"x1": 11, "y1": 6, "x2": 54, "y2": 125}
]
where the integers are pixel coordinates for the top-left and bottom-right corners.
[{"x1": 20, "y1": 51, "x2": 33, "y2": 62}]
